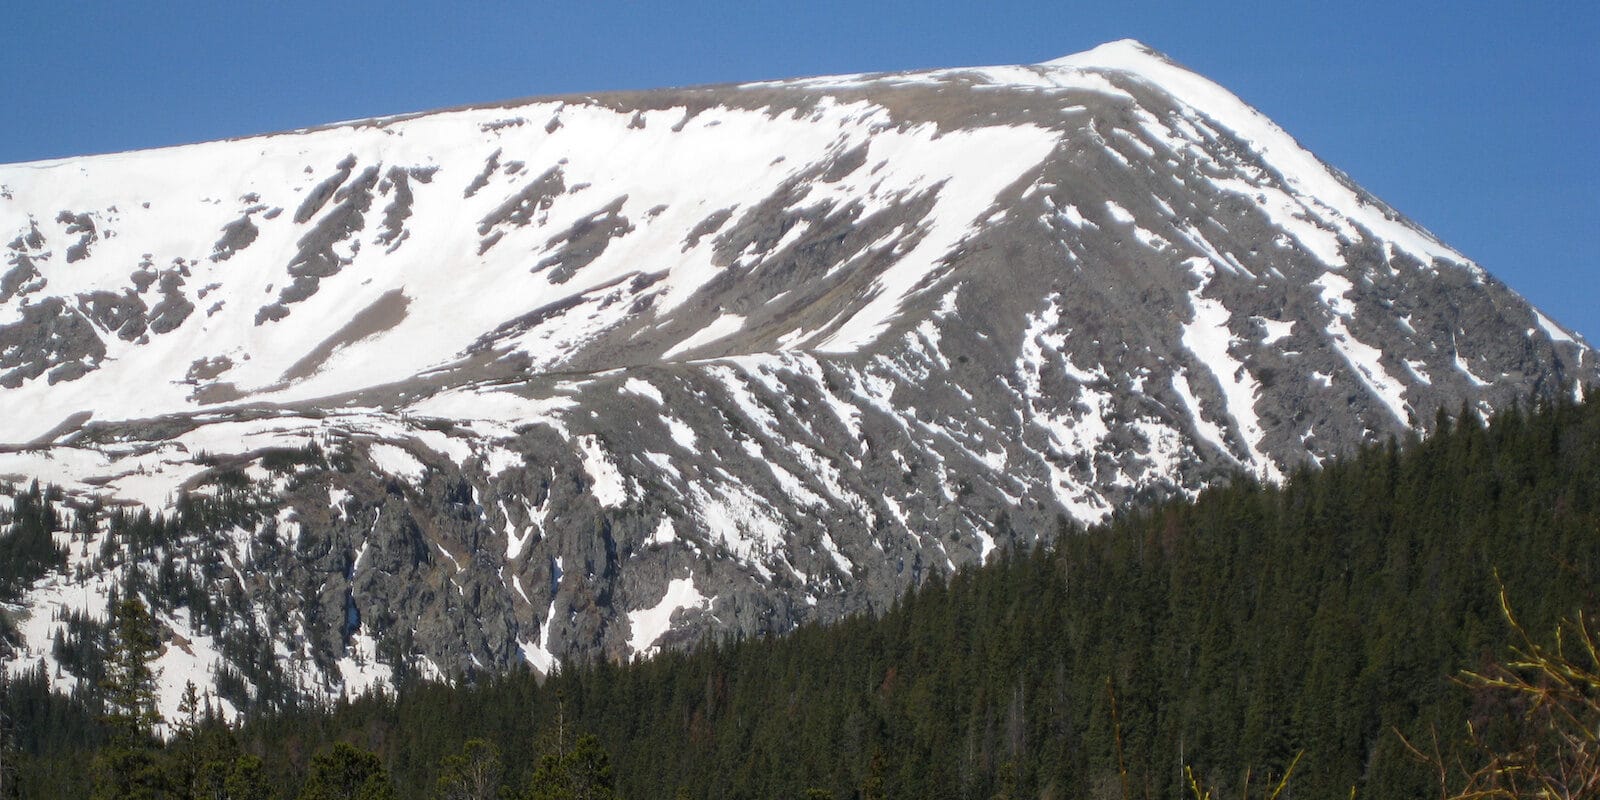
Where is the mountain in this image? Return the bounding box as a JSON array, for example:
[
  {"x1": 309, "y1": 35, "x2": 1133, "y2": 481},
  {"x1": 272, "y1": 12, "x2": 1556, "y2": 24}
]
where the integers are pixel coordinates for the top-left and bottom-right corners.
[{"x1": 0, "y1": 40, "x2": 1590, "y2": 721}]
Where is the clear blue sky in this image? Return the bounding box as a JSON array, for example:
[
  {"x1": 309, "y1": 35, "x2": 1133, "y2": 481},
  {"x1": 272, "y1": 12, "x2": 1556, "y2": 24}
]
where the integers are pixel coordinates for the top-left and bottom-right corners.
[{"x1": 4, "y1": 2, "x2": 1595, "y2": 343}]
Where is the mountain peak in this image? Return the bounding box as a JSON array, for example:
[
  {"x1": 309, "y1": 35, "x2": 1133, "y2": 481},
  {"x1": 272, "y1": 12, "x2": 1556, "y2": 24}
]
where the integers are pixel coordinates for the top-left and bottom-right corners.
[{"x1": 1039, "y1": 38, "x2": 1170, "y2": 69}]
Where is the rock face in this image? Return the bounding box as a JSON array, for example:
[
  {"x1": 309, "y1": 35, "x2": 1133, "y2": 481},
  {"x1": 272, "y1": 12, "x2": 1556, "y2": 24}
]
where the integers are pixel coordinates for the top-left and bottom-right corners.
[{"x1": 0, "y1": 40, "x2": 1591, "y2": 717}]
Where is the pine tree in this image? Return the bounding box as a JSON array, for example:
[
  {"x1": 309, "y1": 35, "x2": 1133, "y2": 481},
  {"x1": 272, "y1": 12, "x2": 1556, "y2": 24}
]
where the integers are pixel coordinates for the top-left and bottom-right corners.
[
  {"x1": 523, "y1": 734, "x2": 616, "y2": 800},
  {"x1": 0, "y1": 705, "x2": 17, "y2": 800},
  {"x1": 298, "y1": 742, "x2": 396, "y2": 800},
  {"x1": 101, "y1": 596, "x2": 163, "y2": 741},
  {"x1": 91, "y1": 746, "x2": 166, "y2": 800},
  {"x1": 225, "y1": 754, "x2": 273, "y2": 800},
  {"x1": 435, "y1": 738, "x2": 503, "y2": 800},
  {"x1": 92, "y1": 596, "x2": 166, "y2": 800}
]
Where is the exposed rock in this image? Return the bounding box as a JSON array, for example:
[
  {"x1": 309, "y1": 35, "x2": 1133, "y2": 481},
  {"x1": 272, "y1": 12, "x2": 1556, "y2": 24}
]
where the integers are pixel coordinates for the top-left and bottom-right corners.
[
  {"x1": 211, "y1": 214, "x2": 260, "y2": 262},
  {"x1": 534, "y1": 197, "x2": 633, "y2": 284}
]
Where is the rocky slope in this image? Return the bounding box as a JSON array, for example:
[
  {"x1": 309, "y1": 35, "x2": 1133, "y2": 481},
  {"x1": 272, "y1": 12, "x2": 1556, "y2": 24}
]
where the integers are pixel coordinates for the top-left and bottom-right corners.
[{"x1": 0, "y1": 40, "x2": 1590, "y2": 722}]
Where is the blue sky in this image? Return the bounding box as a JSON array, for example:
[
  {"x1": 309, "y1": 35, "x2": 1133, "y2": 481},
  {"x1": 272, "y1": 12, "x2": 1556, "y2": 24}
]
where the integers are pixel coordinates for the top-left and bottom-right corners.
[{"x1": 4, "y1": 2, "x2": 1596, "y2": 342}]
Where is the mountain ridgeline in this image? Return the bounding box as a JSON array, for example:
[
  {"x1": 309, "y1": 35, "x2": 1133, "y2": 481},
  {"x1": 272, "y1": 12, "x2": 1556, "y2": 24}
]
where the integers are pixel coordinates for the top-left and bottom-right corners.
[
  {"x1": 6, "y1": 390, "x2": 1599, "y2": 798},
  {"x1": 0, "y1": 40, "x2": 1593, "y2": 711}
]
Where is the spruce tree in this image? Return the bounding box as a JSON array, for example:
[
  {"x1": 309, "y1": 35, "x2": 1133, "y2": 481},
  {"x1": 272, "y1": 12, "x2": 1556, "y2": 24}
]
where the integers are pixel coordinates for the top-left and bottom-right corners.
[
  {"x1": 223, "y1": 754, "x2": 274, "y2": 800},
  {"x1": 523, "y1": 734, "x2": 616, "y2": 800},
  {"x1": 298, "y1": 741, "x2": 395, "y2": 800},
  {"x1": 101, "y1": 596, "x2": 163, "y2": 741},
  {"x1": 92, "y1": 596, "x2": 166, "y2": 800},
  {"x1": 435, "y1": 738, "x2": 503, "y2": 800}
]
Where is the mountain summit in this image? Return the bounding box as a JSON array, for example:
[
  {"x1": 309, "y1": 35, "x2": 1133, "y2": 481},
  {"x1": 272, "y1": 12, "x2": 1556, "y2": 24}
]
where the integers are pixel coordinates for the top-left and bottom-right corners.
[{"x1": 0, "y1": 42, "x2": 1589, "y2": 719}]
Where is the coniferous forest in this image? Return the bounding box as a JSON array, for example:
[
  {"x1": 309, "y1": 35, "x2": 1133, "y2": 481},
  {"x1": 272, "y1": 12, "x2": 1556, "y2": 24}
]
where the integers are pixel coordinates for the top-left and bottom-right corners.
[{"x1": 1, "y1": 393, "x2": 1598, "y2": 798}]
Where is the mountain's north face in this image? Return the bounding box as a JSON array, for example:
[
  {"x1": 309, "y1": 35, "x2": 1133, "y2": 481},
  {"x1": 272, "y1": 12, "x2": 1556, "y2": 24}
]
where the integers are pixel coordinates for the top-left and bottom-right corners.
[{"x1": 0, "y1": 40, "x2": 1590, "y2": 721}]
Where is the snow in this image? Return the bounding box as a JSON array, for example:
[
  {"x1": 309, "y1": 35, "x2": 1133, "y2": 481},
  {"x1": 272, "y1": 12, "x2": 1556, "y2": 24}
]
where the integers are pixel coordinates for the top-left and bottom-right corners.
[
  {"x1": 7, "y1": 547, "x2": 117, "y2": 698},
  {"x1": 641, "y1": 451, "x2": 681, "y2": 481},
  {"x1": 662, "y1": 313, "x2": 747, "y2": 359},
  {"x1": 1534, "y1": 309, "x2": 1579, "y2": 345},
  {"x1": 329, "y1": 487, "x2": 351, "y2": 518},
  {"x1": 153, "y1": 607, "x2": 236, "y2": 731},
  {"x1": 1183, "y1": 292, "x2": 1274, "y2": 477},
  {"x1": 1103, "y1": 200, "x2": 1136, "y2": 225},
  {"x1": 1171, "y1": 370, "x2": 1234, "y2": 462},
  {"x1": 1312, "y1": 272, "x2": 1358, "y2": 317},
  {"x1": 368, "y1": 443, "x2": 426, "y2": 483},
  {"x1": 1325, "y1": 315, "x2": 1411, "y2": 424},
  {"x1": 1454, "y1": 350, "x2": 1492, "y2": 387},
  {"x1": 1312, "y1": 272, "x2": 1411, "y2": 424},
  {"x1": 0, "y1": 36, "x2": 1505, "y2": 472},
  {"x1": 740, "y1": 62, "x2": 1135, "y2": 102},
  {"x1": 525, "y1": 568, "x2": 562, "y2": 678},
  {"x1": 504, "y1": 501, "x2": 534, "y2": 560},
  {"x1": 1132, "y1": 225, "x2": 1169, "y2": 251},
  {"x1": 409, "y1": 428, "x2": 475, "y2": 466},
  {"x1": 1045, "y1": 40, "x2": 1474, "y2": 272},
  {"x1": 576, "y1": 435, "x2": 629, "y2": 507},
  {"x1": 1057, "y1": 203, "x2": 1093, "y2": 228},
  {"x1": 1258, "y1": 317, "x2": 1295, "y2": 346},
  {"x1": 809, "y1": 124, "x2": 1059, "y2": 351},
  {"x1": 1207, "y1": 174, "x2": 1345, "y2": 266},
  {"x1": 689, "y1": 480, "x2": 787, "y2": 576},
  {"x1": 647, "y1": 516, "x2": 677, "y2": 546},
  {"x1": 482, "y1": 446, "x2": 525, "y2": 477},
  {"x1": 407, "y1": 389, "x2": 578, "y2": 439},
  {"x1": 0, "y1": 82, "x2": 1049, "y2": 446},
  {"x1": 333, "y1": 630, "x2": 394, "y2": 698},
  {"x1": 622, "y1": 377, "x2": 665, "y2": 404},
  {"x1": 819, "y1": 532, "x2": 854, "y2": 574},
  {"x1": 627, "y1": 577, "x2": 707, "y2": 654},
  {"x1": 1013, "y1": 298, "x2": 1136, "y2": 522}
]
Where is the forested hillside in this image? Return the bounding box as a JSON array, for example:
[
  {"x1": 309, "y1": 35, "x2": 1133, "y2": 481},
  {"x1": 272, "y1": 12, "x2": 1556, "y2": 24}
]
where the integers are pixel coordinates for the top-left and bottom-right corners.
[{"x1": 4, "y1": 392, "x2": 1598, "y2": 798}]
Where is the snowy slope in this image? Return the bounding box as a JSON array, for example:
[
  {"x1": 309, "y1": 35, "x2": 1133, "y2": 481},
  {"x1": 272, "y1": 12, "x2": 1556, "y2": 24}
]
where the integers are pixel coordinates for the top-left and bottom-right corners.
[{"x1": 0, "y1": 40, "x2": 1590, "y2": 717}]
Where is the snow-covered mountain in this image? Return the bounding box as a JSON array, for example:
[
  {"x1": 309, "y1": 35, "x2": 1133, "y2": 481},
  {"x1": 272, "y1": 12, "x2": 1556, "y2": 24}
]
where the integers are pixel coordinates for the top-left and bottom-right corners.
[{"x1": 0, "y1": 40, "x2": 1590, "y2": 721}]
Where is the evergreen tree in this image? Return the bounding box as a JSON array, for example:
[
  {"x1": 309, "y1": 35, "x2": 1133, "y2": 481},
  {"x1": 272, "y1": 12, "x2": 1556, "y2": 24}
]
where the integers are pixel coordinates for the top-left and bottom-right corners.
[
  {"x1": 299, "y1": 742, "x2": 396, "y2": 800},
  {"x1": 435, "y1": 738, "x2": 503, "y2": 800},
  {"x1": 223, "y1": 754, "x2": 274, "y2": 800},
  {"x1": 523, "y1": 734, "x2": 616, "y2": 800},
  {"x1": 0, "y1": 706, "x2": 17, "y2": 800},
  {"x1": 93, "y1": 596, "x2": 165, "y2": 800},
  {"x1": 91, "y1": 746, "x2": 166, "y2": 800},
  {"x1": 179, "y1": 720, "x2": 272, "y2": 800},
  {"x1": 101, "y1": 596, "x2": 163, "y2": 741}
]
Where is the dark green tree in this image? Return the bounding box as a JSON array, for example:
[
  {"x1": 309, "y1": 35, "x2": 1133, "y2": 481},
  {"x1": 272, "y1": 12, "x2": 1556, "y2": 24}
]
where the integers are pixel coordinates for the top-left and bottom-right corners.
[
  {"x1": 299, "y1": 742, "x2": 396, "y2": 800},
  {"x1": 435, "y1": 738, "x2": 503, "y2": 800},
  {"x1": 223, "y1": 754, "x2": 274, "y2": 800},
  {"x1": 180, "y1": 721, "x2": 274, "y2": 800},
  {"x1": 0, "y1": 705, "x2": 16, "y2": 800},
  {"x1": 523, "y1": 734, "x2": 616, "y2": 800},
  {"x1": 91, "y1": 746, "x2": 166, "y2": 800},
  {"x1": 101, "y1": 596, "x2": 163, "y2": 741},
  {"x1": 92, "y1": 596, "x2": 166, "y2": 800}
]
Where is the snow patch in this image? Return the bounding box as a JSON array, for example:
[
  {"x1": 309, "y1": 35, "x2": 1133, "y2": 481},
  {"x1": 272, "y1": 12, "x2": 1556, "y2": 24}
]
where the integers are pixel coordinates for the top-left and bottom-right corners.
[
  {"x1": 627, "y1": 577, "x2": 707, "y2": 654},
  {"x1": 576, "y1": 435, "x2": 629, "y2": 507},
  {"x1": 368, "y1": 443, "x2": 426, "y2": 483}
]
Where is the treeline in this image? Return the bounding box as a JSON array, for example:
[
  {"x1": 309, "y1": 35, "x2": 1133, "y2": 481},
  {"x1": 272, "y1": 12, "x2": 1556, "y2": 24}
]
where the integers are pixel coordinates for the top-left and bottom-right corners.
[
  {"x1": 232, "y1": 394, "x2": 1600, "y2": 798},
  {"x1": 4, "y1": 393, "x2": 1600, "y2": 798}
]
